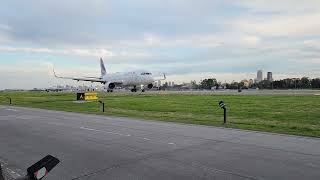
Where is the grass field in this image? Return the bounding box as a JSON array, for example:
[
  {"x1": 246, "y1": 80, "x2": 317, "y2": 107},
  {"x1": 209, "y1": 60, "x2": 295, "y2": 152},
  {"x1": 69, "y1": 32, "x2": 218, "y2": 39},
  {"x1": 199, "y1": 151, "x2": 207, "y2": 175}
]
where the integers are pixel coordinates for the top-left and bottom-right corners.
[{"x1": 0, "y1": 91, "x2": 320, "y2": 137}]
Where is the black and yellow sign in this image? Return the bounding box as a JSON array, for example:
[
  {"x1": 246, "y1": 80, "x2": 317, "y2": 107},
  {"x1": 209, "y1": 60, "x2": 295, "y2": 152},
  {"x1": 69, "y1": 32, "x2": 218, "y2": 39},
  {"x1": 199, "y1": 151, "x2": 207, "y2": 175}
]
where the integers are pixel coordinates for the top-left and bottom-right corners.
[
  {"x1": 85, "y1": 92, "x2": 98, "y2": 101},
  {"x1": 77, "y1": 92, "x2": 98, "y2": 101}
]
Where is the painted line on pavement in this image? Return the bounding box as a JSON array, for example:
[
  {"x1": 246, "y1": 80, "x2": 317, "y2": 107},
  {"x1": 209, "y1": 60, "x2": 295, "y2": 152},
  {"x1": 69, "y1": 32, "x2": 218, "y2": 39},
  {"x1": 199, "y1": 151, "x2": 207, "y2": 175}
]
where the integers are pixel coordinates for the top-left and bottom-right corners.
[
  {"x1": 5, "y1": 108, "x2": 19, "y2": 112},
  {"x1": 80, "y1": 127, "x2": 129, "y2": 136},
  {"x1": 80, "y1": 127, "x2": 176, "y2": 146}
]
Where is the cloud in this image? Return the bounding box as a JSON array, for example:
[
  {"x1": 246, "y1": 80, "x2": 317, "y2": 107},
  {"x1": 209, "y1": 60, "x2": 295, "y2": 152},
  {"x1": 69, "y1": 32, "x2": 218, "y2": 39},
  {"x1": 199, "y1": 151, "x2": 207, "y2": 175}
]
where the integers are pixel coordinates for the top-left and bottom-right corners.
[
  {"x1": 242, "y1": 36, "x2": 260, "y2": 46},
  {"x1": 0, "y1": 47, "x2": 112, "y2": 57},
  {"x1": 0, "y1": 24, "x2": 11, "y2": 31},
  {"x1": 236, "y1": 0, "x2": 320, "y2": 13},
  {"x1": 230, "y1": 1, "x2": 320, "y2": 37},
  {"x1": 0, "y1": 1, "x2": 320, "y2": 89},
  {"x1": 0, "y1": 47, "x2": 153, "y2": 59},
  {"x1": 232, "y1": 13, "x2": 320, "y2": 37}
]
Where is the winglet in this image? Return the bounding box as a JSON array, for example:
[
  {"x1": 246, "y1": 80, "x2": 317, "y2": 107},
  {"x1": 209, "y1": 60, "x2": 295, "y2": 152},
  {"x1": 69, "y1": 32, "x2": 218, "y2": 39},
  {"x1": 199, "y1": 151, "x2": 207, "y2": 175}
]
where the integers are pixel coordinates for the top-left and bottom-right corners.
[
  {"x1": 53, "y1": 67, "x2": 58, "y2": 78},
  {"x1": 100, "y1": 57, "x2": 106, "y2": 77},
  {"x1": 52, "y1": 67, "x2": 62, "y2": 78},
  {"x1": 163, "y1": 73, "x2": 166, "y2": 80}
]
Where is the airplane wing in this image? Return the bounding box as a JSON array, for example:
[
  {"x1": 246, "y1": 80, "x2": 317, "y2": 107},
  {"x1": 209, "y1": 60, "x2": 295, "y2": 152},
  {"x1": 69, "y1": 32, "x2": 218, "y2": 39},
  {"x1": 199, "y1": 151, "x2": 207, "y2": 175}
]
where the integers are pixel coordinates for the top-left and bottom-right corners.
[{"x1": 53, "y1": 68, "x2": 106, "y2": 83}]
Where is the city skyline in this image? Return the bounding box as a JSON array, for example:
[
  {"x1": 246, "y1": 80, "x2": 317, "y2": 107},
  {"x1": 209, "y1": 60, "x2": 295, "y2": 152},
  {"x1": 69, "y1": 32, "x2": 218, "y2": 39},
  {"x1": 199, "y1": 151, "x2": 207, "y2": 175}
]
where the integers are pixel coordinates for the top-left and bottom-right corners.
[{"x1": 1, "y1": 1, "x2": 320, "y2": 89}]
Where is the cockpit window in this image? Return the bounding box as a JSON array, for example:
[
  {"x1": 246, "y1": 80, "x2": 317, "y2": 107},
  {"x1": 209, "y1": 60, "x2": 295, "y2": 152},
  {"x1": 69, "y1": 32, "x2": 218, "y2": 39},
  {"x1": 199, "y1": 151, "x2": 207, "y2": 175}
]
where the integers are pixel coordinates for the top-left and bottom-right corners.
[{"x1": 141, "y1": 72, "x2": 152, "y2": 75}]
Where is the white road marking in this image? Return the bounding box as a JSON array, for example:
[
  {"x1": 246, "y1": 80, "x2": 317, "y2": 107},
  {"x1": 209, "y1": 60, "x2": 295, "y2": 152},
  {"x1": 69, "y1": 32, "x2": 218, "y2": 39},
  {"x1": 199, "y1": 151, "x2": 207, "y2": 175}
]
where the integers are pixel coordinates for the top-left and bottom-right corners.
[
  {"x1": 6, "y1": 108, "x2": 18, "y2": 112},
  {"x1": 111, "y1": 132, "x2": 124, "y2": 136},
  {"x1": 80, "y1": 127, "x2": 177, "y2": 146},
  {"x1": 80, "y1": 127, "x2": 96, "y2": 131},
  {"x1": 80, "y1": 127, "x2": 125, "y2": 136}
]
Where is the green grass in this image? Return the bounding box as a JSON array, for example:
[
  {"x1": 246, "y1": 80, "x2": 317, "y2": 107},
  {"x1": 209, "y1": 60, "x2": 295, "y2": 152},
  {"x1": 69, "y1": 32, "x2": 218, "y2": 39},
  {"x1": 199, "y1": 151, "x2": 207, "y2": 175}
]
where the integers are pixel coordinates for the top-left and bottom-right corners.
[{"x1": 1, "y1": 91, "x2": 320, "y2": 137}]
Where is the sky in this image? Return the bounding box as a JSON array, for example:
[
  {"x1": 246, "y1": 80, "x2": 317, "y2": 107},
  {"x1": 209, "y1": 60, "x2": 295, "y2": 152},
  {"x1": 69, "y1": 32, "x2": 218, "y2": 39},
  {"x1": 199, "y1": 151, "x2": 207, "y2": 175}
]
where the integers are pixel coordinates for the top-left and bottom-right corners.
[{"x1": 1, "y1": 0, "x2": 320, "y2": 89}]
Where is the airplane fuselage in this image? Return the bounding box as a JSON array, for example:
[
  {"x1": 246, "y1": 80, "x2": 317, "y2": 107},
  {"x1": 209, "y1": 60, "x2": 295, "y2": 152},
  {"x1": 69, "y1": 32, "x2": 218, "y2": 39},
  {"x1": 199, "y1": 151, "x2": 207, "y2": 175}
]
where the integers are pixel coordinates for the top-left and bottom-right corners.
[{"x1": 103, "y1": 71, "x2": 155, "y2": 87}]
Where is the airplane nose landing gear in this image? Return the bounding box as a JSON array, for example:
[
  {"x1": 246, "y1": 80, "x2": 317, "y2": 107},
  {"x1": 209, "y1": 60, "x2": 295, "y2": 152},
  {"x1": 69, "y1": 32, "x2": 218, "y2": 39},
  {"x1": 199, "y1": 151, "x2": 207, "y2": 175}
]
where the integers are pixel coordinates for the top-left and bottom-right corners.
[{"x1": 141, "y1": 85, "x2": 145, "y2": 92}]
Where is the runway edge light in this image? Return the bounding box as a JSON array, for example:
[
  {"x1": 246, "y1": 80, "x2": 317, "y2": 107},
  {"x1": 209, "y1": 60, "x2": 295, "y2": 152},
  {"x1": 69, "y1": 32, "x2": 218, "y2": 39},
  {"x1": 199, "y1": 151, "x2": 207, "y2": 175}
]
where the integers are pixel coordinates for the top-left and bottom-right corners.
[{"x1": 218, "y1": 101, "x2": 227, "y2": 124}]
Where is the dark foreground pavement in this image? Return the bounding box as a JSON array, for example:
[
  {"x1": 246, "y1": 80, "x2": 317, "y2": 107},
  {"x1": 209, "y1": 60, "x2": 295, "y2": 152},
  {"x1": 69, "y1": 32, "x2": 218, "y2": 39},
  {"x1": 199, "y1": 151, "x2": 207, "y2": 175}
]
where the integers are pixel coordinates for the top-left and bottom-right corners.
[{"x1": 0, "y1": 106, "x2": 319, "y2": 180}]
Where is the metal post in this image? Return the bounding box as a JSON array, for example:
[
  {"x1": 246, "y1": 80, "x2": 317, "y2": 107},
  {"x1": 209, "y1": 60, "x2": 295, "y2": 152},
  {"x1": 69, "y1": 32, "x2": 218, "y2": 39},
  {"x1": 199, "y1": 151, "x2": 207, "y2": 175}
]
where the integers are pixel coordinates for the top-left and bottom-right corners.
[
  {"x1": 99, "y1": 101, "x2": 105, "y2": 112},
  {"x1": 6, "y1": 97, "x2": 11, "y2": 105},
  {"x1": 223, "y1": 107, "x2": 227, "y2": 124}
]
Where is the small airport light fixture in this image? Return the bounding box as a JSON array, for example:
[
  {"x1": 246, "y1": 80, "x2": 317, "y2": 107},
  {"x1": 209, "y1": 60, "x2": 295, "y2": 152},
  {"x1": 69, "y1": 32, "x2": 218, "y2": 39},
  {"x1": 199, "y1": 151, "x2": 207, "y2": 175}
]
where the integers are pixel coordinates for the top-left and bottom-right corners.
[
  {"x1": 218, "y1": 101, "x2": 225, "y2": 109},
  {"x1": 218, "y1": 101, "x2": 227, "y2": 124}
]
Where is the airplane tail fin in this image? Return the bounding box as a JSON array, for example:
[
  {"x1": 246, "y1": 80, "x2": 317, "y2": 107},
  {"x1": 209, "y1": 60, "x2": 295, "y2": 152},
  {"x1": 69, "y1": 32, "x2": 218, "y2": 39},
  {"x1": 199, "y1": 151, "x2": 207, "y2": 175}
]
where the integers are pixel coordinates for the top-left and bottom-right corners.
[{"x1": 100, "y1": 58, "x2": 106, "y2": 77}]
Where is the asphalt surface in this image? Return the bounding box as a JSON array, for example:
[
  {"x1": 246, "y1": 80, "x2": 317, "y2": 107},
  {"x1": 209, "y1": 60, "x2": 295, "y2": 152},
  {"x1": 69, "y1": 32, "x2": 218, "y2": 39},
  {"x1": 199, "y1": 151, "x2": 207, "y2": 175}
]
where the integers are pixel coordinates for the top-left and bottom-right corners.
[{"x1": 0, "y1": 106, "x2": 319, "y2": 180}]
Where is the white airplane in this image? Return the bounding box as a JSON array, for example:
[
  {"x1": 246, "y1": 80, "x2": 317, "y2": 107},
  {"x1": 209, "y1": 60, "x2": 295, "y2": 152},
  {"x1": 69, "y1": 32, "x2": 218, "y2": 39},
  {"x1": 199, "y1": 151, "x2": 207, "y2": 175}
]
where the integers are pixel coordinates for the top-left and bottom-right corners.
[{"x1": 53, "y1": 58, "x2": 166, "y2": 92}]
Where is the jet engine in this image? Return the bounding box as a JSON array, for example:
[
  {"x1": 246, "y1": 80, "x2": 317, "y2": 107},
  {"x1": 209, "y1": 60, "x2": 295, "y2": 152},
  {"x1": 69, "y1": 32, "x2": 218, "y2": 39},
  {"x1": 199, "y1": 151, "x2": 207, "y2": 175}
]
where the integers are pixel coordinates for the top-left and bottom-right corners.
[
  {"x1": 147, "y1": 84, "x2": 153, "y2": 89},
  {"x1": 106, "y1": 82, "x2": 115, "y2": 89}
]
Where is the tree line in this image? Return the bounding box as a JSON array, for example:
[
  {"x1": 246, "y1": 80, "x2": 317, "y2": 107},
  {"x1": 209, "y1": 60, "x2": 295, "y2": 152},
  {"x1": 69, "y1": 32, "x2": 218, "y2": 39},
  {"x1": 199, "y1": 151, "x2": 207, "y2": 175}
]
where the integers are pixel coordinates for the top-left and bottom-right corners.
[
  {"x1": 256, "y1": 77, "x2": 320, "y2": 89},
  {"x1": 191, "y1": 77, "x2": 320, "y2": 90}
]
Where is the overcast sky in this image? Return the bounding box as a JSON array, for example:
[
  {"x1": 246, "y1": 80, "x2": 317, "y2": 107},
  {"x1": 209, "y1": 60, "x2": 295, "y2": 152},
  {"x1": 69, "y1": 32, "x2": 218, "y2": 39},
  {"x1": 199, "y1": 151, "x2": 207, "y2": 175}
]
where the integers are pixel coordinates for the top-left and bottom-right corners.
[{"x1": 1, "y1": 0, "x2": 320, "y2": 89}]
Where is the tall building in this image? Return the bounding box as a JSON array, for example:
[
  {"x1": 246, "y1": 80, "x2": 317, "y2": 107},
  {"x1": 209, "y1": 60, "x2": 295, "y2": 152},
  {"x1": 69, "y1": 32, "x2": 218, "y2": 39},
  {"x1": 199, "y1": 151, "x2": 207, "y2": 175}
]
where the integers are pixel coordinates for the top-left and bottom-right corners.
[
  {"x1": 267, "y1": 72, "x2": 273, "y2": 82},
  {"x1": 256, "y1": 70, "x2": 263, "y2": 83}
]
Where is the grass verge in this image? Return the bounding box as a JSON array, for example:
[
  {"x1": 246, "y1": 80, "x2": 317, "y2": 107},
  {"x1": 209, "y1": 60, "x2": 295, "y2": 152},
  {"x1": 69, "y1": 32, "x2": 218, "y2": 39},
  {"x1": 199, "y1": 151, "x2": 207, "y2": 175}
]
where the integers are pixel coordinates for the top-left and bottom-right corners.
[{"x1": 0, "y1": 91, "x2": 319, "y2": 137}]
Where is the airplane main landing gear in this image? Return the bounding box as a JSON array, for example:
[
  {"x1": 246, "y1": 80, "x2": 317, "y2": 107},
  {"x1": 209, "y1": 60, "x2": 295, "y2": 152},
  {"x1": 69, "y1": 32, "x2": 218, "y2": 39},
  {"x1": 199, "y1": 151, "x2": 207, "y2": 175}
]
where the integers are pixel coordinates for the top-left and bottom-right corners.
[
  {"x1": 141, "y1": 89, "x2": 145, "y2": 92},
  {"x1": 131, "y1": 86, "x2": 137, "y2": 92}
]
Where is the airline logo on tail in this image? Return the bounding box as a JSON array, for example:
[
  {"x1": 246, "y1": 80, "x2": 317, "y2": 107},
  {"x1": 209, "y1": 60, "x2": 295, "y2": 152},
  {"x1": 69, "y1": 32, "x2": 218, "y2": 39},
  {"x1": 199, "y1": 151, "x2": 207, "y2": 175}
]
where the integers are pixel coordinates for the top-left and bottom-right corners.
[{"x1": 100, "y1": 58, "x2": 106, "y2": 77}]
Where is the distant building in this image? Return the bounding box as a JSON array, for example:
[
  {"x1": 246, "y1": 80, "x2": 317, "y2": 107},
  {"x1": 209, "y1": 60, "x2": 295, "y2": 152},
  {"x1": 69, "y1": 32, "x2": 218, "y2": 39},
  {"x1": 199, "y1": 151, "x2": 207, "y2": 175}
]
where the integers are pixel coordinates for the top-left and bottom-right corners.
[
  {"x1": 241, "y1": 79, "x2": 250, "y2": 88},
  {"x1": 267, "y1": 72, "x2": 273, "y2": 82},
  {"x1": 249, "y1": 79, "x2": 254, "y2": 85},
  {"x1": 256, "y1": 70, "x2": 263, "y2": 83}
]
